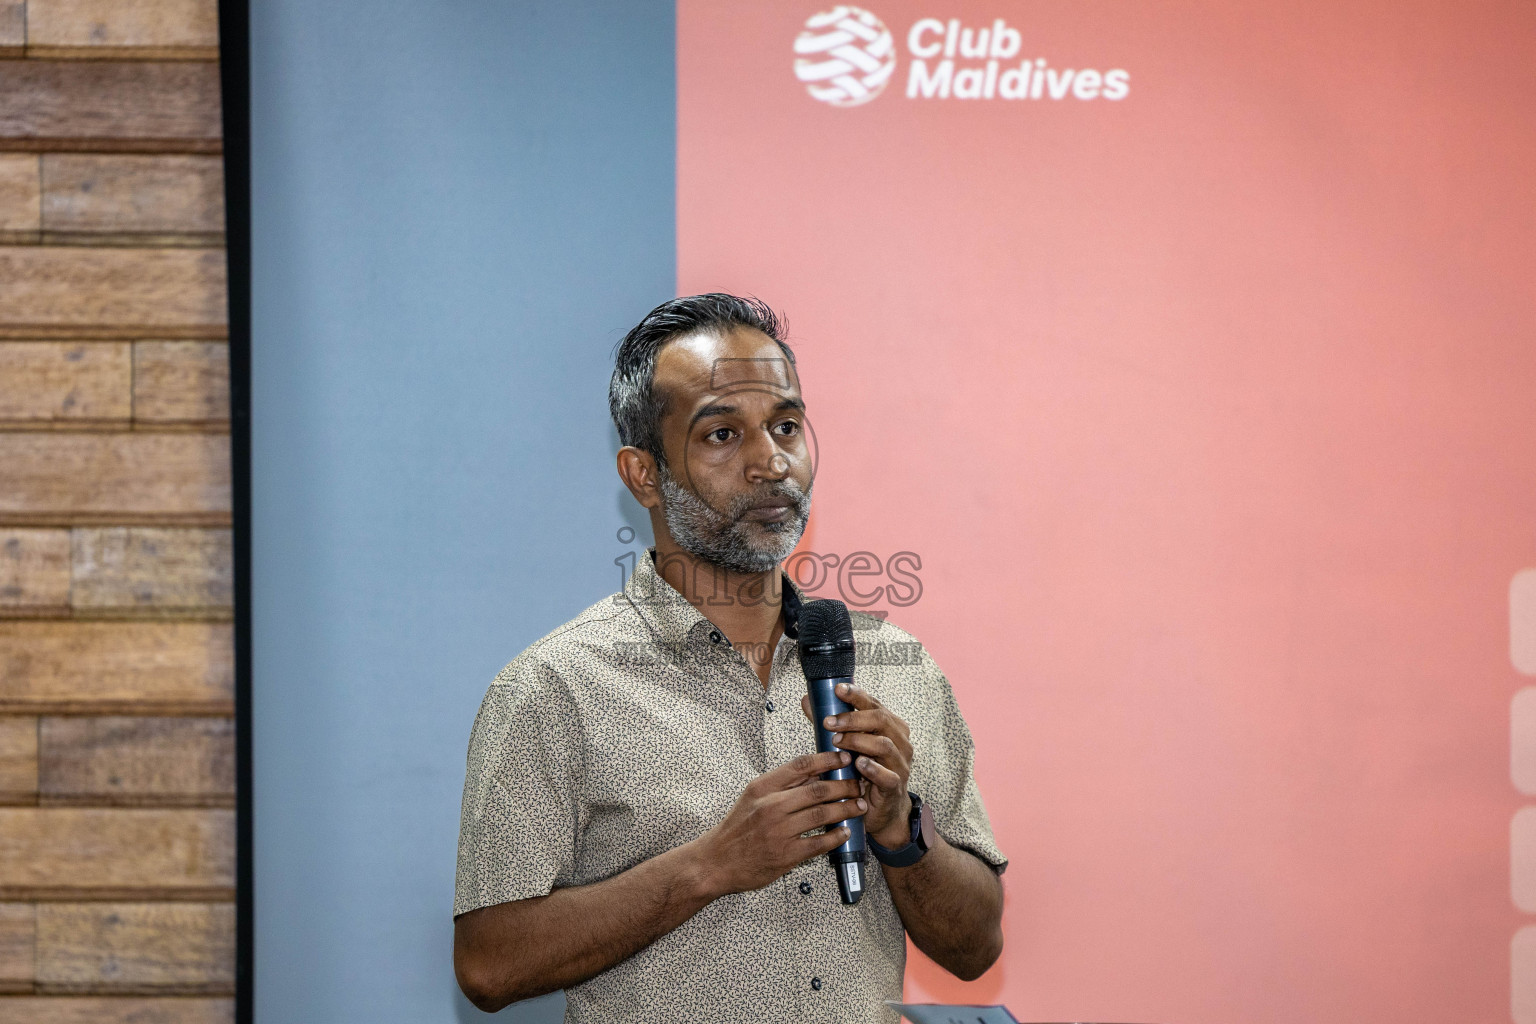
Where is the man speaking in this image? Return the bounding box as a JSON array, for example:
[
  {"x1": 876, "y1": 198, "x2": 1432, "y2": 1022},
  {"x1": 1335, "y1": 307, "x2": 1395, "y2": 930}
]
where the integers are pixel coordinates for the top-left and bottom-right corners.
[{"x1": 453, "y1": 295, "x2": 1006, "y2": 1023}]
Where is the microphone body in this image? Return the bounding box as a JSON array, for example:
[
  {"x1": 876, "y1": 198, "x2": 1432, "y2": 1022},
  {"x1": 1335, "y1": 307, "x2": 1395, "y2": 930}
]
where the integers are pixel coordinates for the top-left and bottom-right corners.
[
  {"x1": 798, "y1": 599, "x2": 866, "y2": 904},
  {"x1": 808, "y1": 672, "x2": 866, "y2": 903}
]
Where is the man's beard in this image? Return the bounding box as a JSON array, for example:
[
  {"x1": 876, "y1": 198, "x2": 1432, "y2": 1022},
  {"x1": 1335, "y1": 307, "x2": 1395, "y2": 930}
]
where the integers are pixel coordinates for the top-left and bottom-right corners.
[{"x1": 657, "y1": 464, "x2": 811, "y2": 575}]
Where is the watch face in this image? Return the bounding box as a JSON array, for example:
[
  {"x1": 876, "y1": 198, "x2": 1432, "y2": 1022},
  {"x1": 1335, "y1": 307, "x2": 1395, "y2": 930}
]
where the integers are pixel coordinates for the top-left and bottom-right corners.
[{"x1": 917, "y1": 799, "x2": 936, "y2": 850}]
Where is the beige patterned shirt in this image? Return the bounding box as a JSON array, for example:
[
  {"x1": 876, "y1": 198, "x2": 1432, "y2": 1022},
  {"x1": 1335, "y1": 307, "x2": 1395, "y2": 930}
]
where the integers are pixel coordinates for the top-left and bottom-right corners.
[{"x1": 456, "y1": 551, "x2": 1006, "y2": 1024}]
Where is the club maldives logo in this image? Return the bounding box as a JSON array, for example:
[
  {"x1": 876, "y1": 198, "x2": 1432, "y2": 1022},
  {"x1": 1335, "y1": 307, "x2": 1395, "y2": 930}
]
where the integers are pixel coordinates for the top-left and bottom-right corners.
[
  {"x1": 793, "y1": 6, "x2": 1129, "y2": 106},
  {"x1": 793, "y1": 7, "x2": 898, "y2": 107}
]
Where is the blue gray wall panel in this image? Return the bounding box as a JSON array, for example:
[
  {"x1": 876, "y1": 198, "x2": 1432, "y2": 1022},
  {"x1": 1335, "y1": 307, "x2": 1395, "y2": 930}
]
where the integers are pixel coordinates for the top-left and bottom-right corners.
[{"x1": 249, "y1": 3, "x2": 675, "y2": 1019}]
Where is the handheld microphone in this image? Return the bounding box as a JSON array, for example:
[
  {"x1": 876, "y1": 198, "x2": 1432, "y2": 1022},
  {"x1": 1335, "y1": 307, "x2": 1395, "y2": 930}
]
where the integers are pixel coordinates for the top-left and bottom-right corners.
[{"x1": 797, "y1": 598, "x2": 866, "y2": 905}]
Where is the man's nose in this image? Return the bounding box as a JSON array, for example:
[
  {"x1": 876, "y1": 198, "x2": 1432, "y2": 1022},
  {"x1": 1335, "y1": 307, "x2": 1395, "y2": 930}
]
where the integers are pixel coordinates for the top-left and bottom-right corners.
[{"x1": 743, "y1": 427, "x2": 791, "y2": 481}]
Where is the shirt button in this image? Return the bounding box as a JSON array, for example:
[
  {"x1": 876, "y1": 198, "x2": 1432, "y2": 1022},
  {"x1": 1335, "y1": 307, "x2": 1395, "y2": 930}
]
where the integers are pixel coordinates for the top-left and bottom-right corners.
[
  {"x1": 709, "y1": 630, "x2": 722, "y2": 644},
  {"x1": 810, "y1": 977, "x2": 822, "y2": 991},
  {"x1": 799, "y1": 881, "x2": 813, "y2": 895},
  {"x1": 766, "y1": 699, "x2": 776, "y2": 712}
]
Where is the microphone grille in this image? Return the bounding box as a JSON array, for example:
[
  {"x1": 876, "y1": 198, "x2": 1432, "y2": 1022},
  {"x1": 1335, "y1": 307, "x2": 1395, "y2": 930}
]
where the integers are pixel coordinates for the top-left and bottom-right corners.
[{"x1": 798, "y1": 599, "x2": 856, "y2": 680}]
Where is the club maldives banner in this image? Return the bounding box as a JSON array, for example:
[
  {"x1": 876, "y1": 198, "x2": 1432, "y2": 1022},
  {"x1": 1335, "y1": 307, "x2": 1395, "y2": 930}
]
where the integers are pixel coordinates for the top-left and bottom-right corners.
[{"x1": 678, "y1": 3, "x2": 1536, "y2": 1021}]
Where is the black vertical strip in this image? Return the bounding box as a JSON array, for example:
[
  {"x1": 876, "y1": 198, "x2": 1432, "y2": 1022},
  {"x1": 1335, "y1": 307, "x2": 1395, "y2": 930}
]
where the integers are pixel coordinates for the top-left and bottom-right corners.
[{"x1": 215, "y1": 0, "x2": 254, "y2": 1021}]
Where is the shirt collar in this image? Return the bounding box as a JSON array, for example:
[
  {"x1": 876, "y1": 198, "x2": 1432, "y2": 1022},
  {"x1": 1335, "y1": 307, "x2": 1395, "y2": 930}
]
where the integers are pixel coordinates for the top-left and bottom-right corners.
[{"x1": 623, "y1": 549, "x2": 803, "y2": 645}]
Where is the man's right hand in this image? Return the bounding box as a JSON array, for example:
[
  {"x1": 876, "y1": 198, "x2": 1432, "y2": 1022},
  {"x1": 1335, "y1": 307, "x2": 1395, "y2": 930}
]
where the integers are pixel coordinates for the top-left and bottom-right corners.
[{"x1": 692, "y1": 750, "x2": 867, "y2": 897}]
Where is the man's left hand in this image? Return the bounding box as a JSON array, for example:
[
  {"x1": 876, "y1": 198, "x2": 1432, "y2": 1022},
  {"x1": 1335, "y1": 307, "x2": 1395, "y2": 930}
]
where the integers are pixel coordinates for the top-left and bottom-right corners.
[{"x1": 801, "y1": 683, "x2": 913, "y2": 849}]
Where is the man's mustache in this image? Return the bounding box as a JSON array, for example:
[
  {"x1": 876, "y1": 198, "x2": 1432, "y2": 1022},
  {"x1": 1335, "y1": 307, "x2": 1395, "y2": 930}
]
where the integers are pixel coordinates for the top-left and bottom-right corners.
[{"x1": 726, "y1": 483, "x2": 810, "y2": 521}]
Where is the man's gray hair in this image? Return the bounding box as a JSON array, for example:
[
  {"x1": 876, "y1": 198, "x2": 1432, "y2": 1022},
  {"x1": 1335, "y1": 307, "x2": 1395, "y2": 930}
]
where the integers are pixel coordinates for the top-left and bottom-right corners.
[{"x1": 609, "y1": 294, "x2": 795, "y2": 466}]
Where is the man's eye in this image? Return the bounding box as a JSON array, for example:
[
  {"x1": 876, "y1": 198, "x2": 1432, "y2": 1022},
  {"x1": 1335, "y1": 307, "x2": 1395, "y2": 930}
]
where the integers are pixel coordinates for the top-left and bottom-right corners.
[
  {"x1": 774, "y1": 420, "x2": 800, "y2": 436},
  {"x1": 707, "y1": 427, "x2": 734, "y2": 443}
]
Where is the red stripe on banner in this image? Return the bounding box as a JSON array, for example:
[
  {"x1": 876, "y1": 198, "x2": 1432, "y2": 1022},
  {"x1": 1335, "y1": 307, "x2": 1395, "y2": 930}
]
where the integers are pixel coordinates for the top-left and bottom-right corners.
[{"x1": 680, "y1": 2, "x2": 1536, "y2": 1021}]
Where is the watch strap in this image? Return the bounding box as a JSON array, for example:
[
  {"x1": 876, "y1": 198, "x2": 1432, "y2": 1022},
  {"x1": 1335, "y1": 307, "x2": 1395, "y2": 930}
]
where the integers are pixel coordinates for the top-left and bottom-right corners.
[{"x1": 868, "y1": 793, "x2": 929, "y2": 867}]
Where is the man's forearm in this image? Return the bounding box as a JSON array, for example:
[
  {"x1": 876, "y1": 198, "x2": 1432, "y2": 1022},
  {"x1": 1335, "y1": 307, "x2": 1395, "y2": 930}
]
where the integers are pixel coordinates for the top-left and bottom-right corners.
[
  {"x1": 881, "y1": 835, "x2": 1004, "y2": 980},
  {"x1": 455, "y1": 751, "x2": 867, "y2": 1012},
  {"x1": 454, "y1": 840, "x2": 716, "y2": 1011}
]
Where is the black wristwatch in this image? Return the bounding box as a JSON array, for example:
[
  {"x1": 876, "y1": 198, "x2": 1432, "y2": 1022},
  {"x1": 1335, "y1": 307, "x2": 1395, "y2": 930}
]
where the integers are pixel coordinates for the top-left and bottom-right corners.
[{"x1": 868, "y1": 792, "x2": 935, "y2": 867}]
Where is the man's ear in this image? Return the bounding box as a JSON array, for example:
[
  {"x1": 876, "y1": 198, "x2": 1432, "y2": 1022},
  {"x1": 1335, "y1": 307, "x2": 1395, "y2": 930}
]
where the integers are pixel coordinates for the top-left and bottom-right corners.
[{"x1": 616, "y1": 446, "x2": 663, "y2": 510}]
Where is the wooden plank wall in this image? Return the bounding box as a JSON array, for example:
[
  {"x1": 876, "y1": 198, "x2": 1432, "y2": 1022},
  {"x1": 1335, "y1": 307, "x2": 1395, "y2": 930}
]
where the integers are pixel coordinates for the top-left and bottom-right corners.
[{"x1": 0, "y1": 1, "x2": 233, "y2": 1020}]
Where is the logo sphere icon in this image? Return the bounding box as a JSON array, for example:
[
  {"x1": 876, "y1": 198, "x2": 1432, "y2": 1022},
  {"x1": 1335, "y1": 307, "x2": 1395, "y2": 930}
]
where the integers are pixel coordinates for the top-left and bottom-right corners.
[{"x1": 794, "y1": 7, "x2": 896, "y2": 107}]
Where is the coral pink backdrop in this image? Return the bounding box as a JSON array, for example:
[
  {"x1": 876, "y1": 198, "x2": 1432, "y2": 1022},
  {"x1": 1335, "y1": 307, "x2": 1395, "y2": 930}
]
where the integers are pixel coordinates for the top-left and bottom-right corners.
[{"x1": 679, "y1": 2, "x2": 1536, "y2": 1021}]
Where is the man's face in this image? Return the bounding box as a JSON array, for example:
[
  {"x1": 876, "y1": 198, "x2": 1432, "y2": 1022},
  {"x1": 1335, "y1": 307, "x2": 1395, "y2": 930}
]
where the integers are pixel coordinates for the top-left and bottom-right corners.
[{"x1": 651, "y1": 327, "x2": 813, "y2": 574}]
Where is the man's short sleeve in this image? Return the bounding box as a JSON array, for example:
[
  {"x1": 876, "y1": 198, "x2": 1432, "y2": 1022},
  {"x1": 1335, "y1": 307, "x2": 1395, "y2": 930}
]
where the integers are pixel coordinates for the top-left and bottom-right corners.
[
  {"x1": 454, "y1": 655, "x2": 584, "y2": 916},
  {"x1": 909, "y1": 648, "x2": 1008, "y2": 873}
]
